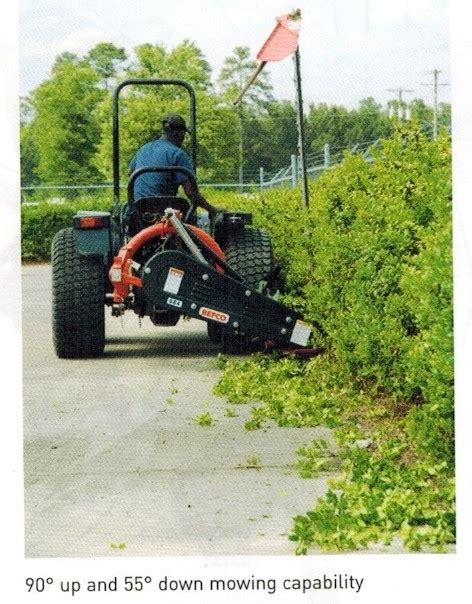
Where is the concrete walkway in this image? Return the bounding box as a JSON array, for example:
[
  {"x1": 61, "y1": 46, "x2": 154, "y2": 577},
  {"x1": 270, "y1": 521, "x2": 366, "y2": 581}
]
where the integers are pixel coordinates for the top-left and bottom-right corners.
[{"x1": 23, "y1": 264, "x2": 332, "y2": 557}]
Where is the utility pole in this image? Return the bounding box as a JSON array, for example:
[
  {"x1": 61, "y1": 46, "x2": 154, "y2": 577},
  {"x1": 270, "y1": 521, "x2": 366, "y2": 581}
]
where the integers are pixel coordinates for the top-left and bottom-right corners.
[
  {"x1": 238, "y1": 70, "x2": 244, "y2": 191},
  {"x1": 293, "y1": 47, "x2": 309, "y2": 208},
  {"x1": 387, "y1": 87, "x2": 414, "y2": 121},
  {"x1": 421, "y1": 69, "x2": 449, "y2": 139}
]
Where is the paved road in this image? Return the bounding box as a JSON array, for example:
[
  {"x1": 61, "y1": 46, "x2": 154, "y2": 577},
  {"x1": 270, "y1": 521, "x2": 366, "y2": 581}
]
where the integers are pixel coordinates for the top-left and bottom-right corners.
[{"x1": 23, "y1": 264, "x2": 333, "y2": 558}]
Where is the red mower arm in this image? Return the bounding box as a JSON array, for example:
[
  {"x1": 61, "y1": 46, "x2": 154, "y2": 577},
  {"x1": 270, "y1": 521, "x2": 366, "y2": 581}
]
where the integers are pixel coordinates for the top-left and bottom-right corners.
[{"x1": 109, "y1": 220, "x2": 226, "y2": 303}]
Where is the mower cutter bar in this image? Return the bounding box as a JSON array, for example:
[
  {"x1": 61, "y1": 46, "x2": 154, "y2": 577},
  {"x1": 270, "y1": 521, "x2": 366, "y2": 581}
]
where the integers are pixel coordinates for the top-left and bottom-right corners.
[{"x1": 142, "y1": 250, "x2": 312, "y2": 347}]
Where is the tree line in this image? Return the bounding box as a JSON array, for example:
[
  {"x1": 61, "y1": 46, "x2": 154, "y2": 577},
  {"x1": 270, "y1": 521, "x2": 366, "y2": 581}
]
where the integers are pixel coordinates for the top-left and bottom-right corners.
[{"x1": 20, "y1": 41, "x2": 451, "y2": 191}]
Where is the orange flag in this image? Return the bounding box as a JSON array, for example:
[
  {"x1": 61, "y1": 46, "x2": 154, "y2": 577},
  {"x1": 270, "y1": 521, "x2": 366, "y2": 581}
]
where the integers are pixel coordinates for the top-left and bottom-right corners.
[{"x1": 257, "y1": 11, "x2": 301, "y2": 62}]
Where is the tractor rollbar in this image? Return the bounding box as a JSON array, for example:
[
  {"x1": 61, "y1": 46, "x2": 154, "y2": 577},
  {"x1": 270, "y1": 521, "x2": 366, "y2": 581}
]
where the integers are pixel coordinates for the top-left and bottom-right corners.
[{"x1": 112, "y1": 79, "x2": 197, "y2": 208}]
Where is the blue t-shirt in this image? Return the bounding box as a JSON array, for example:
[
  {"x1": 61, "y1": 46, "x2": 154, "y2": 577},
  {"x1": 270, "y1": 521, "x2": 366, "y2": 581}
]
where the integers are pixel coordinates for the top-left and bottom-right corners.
[{"x1": 129, "y1": 138, "x2": 194, "y2": 200}]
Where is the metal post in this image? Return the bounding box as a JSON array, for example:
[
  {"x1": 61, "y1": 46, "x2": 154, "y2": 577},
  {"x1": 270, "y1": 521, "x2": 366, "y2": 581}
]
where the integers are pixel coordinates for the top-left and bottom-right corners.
[
  {"x1": 238, "y1": 103, "x2": 244, "y2": 192},
  {"x1": 433, "y1": 68, "x2": 439, "y2": 140},
  {"x1": 324, "y1": 143, "x2": 330, "y2": 168},
  {"x1": 291, "y1": 154, "x2": 298, "y2": 188},
  {"x1": 259, "y1": 167, "x2": 264, "y2": 191},
  {"x1": 421, "y1": 69, "x2": 449, "y2": 140},
  {"x1": 293, "y1": 47, "x2": 309, "y2": 208}
]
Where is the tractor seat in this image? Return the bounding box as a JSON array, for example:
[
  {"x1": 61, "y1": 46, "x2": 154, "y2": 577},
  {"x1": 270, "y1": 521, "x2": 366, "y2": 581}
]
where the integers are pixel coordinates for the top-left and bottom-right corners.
[
  {"x1": 135, "y1": 195, "x2": 191, "y2": 220},
  {"x1": 127, "y1": 195, "x2": 195, "y2": 234}
]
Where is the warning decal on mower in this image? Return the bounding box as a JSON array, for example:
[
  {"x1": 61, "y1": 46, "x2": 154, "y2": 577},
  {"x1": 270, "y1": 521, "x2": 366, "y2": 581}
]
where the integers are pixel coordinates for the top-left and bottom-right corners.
[
  {"x1": 199, "y1": 307, "x2": 230, "y2": 324},
  {"x1": 290, "y1": 320, "x2": 312, "y2": 346},
  {"x1": 163, "y1": 267, "x2": 184, "y2": 295}
]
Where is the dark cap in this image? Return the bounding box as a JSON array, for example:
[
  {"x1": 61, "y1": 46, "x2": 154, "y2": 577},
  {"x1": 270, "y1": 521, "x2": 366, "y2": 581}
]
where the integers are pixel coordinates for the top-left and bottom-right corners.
[{"x1": 162, "y1": 113, "x2": 191, "y2": 133}]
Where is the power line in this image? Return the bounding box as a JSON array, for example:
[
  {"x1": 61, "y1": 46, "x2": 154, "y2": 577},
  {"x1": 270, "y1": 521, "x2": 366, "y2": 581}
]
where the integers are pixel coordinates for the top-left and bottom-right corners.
[
  {"x1": 421, "y1": 69, "x2": 449, "y2": 139},
  {"x1": 386, "y1": 87, "x2": 415, "y2": 104},
  {"x1": 386, "y1": 87, "x2": 414, "y2": 121}
]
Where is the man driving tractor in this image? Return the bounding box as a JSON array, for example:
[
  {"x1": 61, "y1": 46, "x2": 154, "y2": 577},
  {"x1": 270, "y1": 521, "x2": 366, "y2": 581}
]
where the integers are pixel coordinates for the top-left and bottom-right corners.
[{"x1": 128, "y1": 113, "x2": 219, "y2": 221}]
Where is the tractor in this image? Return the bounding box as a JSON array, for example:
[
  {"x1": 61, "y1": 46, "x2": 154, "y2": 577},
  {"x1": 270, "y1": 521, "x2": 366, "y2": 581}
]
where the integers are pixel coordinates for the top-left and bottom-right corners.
[{"x1": 51, "y1": 79, "x2": 311, "y2": 358}]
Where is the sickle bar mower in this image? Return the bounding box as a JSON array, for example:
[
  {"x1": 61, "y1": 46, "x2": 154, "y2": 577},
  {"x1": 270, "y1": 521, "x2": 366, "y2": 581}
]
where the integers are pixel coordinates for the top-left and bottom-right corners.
[{"x1": 50, "y1": 78, "x2": 311, "y2": 358}]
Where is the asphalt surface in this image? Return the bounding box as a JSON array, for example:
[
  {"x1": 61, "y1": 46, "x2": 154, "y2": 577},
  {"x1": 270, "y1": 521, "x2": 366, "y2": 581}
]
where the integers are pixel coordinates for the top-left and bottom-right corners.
[{"x1": 23, "y1": 264, "x2": 333, "y2": 558}]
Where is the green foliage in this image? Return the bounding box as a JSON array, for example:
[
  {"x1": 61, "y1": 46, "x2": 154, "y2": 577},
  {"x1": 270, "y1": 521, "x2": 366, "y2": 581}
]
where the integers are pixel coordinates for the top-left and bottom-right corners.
[
  {"x1": 296, "y1": 439, "x2": 334, "y2": 478},
  {"x1": 21, "y1": 195, "x2": 111, "y2": 260},
  {"x1": 215, "y1": 354, "x2": 346, "y2": 429},
  {"x1": 243, "y1": 454, "x2": 262, "y2": 469},
  {"x1": 218, "y1": 46, "x2": 272, "y2": 107},
  {"x1": 239, "y1": 126, "x2": 452, "y2": 419},
  {"x1": 193, "y1": 411, "x2": 213, "y2": 427},
  {"x1": 20, "y1": 121, "x2": 40, "y2": 188},
  {"x1": 255, "y1": 101, "x2": 299, "y2": 172},
  {"x1": 85, "y1": 42, "x2": 127, "y2": 89},
  {"x1": 215, "y1": 125, "x2": 454, "y2": 553},
  {"x1": 31, "y1": 57, "x2": 105, "y2": 185},
  {"x1": 130, "y1": 40, "x2": 212, "y2": 91},
  {"x1": 290, "y1": 446, "x2": 455, "y2": 554},
  {"x1": 307, "y1": 97, "x2": 392, "y2": 153}
]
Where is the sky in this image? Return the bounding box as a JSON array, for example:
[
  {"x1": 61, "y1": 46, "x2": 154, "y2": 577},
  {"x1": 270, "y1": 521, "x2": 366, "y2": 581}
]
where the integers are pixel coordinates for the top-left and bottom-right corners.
[{"x1": 19, "y1": 0, "x2": 451, "y2": 109}]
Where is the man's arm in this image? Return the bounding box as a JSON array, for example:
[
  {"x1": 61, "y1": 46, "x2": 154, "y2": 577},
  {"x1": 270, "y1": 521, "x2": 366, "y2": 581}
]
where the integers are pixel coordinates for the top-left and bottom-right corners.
[
  {"x1": 176, "y1": 148, "x2": 221, "y2": 214},
  {"x1": 181, "y1": 179, "x2": 218, "y2": 214}
]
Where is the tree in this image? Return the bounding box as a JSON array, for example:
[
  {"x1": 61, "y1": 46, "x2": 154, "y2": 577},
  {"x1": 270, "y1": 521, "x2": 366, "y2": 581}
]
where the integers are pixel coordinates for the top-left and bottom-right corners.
[
  {"x1": 20, "y1": 123, "x2": 40, "y2": 194},
  {"x1": 53, "y1": 51, "x2": 80, "y2": 67},
  {"x1": 409, "y1": 98, "x2": 433, "y2": 124},
  {"x1": 218, "y1": 46, "x2": 273, "y2": 186},
  {"x1": 251, "y1": 100, "x2": 299, "y2": 174},
  {"x1": 29, "y1": 56, "x2": 105, "y2": 186},
  {"x1": 348, "y1": 97, "x2": 392, "y2": 144},
  {"x1": 218, "y1": 46, "x2": 272, "y2": 106},
  {"x1": 19, "y1": 95, "x2": 40, "y2": 194},
  {"x1": 306, "y1": 103, "x2": 352, "y2": 153},
  {"x1": 128, "y1": 40, "x2": 212, "y2": 91},
  {"x1": 306, "y1": 98, "x2": 392, "y2": 161},
  {"x1": 86, "y1": 42, "x2": 127, "y2": 89},
  {"x1": 94, "y1": 41, "x2": 239, "y2": 183}
]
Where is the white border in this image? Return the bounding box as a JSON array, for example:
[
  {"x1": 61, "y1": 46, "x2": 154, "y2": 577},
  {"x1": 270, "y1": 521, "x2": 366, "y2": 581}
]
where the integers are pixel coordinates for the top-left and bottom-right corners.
[{"x1": 2, "y1": 1, "x2": 471, "y2": 602}]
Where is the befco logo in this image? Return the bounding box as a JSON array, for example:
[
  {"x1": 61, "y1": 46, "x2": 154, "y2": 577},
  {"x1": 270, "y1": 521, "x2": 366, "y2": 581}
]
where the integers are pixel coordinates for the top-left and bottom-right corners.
[{"x1": 199, "y1": 307, "x2": 230, "y2": 324}]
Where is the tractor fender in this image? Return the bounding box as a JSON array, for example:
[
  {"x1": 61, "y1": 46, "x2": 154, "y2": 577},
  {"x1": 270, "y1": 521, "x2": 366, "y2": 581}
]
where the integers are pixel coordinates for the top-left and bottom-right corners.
[{"x1": 73, "y1": 211, "x2": 112, "y2": 261}]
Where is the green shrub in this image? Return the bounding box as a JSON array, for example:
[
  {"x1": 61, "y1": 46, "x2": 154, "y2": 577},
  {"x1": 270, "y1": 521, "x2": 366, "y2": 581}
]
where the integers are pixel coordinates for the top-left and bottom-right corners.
[
  {"x1": 215, "y1": 124, "x2": 454, "y2": 552},
  {"x1": 20, "y1": 189, "x2": 255, "y2": 262},
  {"x1": 21, "y1": 195, "x2": 112, "y2": 261}
]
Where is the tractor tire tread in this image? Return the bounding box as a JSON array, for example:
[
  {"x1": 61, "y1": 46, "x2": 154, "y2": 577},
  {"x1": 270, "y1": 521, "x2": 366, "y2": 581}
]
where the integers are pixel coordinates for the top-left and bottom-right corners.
[
  {"x1": 224, "y1": 227, "x2": 273, "y2": 289},
  {"x1": 51, "y1": 227, "x2": 105, "y2": 358},
  {"x1": 221, "y1": 227, "x2": 274, "y2": 354}
]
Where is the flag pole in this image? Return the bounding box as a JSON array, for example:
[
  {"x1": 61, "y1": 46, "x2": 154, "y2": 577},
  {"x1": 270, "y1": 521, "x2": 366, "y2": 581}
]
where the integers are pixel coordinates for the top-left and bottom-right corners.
[
  {"x1": 233, "y1": 61, "x2": 267, "y2": 106},
  {"x1": 293, "y1": 46, "x2": 309, "y2": 208}
]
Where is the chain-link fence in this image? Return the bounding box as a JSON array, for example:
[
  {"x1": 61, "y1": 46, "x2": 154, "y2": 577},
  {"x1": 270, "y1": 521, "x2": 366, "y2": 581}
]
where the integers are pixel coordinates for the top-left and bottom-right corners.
[{"x1": 20, "y1": 138, "x2": 381, "y2": 203}]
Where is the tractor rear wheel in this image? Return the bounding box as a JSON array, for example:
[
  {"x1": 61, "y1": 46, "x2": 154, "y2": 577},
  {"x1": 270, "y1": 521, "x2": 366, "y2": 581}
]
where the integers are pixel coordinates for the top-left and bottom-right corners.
[
  {"x1": 224, "y1": 227, "x2": 273, "y2": 290},
  {"x1": 52, "y1": 228, "x2": 106, "y2": 358},
  {"x1": 220, "y1": 227, "x2": 274, "y2": 354}
]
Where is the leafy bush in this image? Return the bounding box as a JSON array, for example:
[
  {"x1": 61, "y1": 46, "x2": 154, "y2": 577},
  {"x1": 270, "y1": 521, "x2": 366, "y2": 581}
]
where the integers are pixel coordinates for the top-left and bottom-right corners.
[
  {"x1": 215, "y1": 124, "x2": 454, "y2": 552},
  {"x1": 22, "y1": 125, "x2": 454, "y2": 551},
  {"x1": 20, "y1": 188, "x2": 244, "y2": 261},
  {"x1": 21, "y1": 195, "x2": 112, "y2": 261}
]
